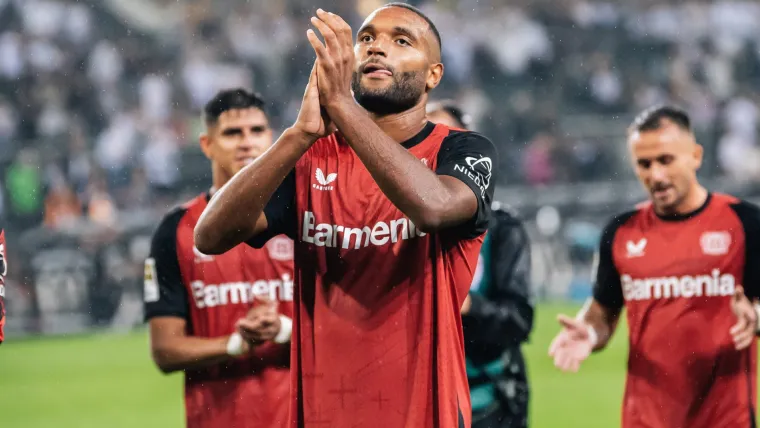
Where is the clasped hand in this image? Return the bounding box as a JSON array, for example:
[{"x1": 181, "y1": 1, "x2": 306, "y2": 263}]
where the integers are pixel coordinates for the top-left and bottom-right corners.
[
  {"x1": 293, "y1": 9, "x2": 356, "y2": 140},
  {"x1": 307, "y1": 9, "x2": 355, "y2": 109},
  {"x1": 236, "y1": 296, "x2": 281, "y2": 346}
]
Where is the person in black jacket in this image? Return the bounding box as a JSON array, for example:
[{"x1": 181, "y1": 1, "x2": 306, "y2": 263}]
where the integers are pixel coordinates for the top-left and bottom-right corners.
[{"x1": 429, "y1": 101, "x2": 535, "y2": 428}]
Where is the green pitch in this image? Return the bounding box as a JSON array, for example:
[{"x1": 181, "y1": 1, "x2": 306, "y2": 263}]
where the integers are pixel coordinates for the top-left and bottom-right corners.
[{"x1": 0, "y1": 303, "x2": 711, "y2": 427}]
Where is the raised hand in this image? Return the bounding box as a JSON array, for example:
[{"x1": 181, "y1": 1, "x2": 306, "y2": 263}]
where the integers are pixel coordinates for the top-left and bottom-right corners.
[
  {"x1": 306, "y1": 9, "x2": 355, "y2": 108},
  {"x1": 548, "y1": 314, "x2": 596, "y2": 372},
  {"x1": 730, "y1": 285, "x2": 757, "y2": 351},
  {"x1": 293, "y1": 62, "x2": 334, "y2": 140},
  {"x1": 236, "y1": 295, "x2": 281, "y2": 344}
]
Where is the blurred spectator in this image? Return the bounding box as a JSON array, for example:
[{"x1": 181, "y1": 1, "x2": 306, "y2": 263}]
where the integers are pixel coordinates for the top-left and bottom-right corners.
[
  {"x1": 523, "y1": 133, "x2": 556, "y2": 186},
  {"x1": 86, "y1": 176, "x2": 117, "y2": 227},
  {"x1": 43, "y1": 183, "x2": 82, "y2": 230},
  {"x1": 6, "y1": 149, "x2": 43, "y2": 229}
]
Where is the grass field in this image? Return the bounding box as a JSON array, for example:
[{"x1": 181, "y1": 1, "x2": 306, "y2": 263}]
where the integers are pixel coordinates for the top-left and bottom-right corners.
[{"x1": 1, "y1": 303, "x2": 635, "y2": 427}]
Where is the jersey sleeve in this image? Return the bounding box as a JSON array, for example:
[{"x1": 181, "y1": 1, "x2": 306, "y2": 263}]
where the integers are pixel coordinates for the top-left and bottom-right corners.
[
  {"x1": 729, "y1": 200, "x2": 760, "y2": 300},
  {"x1": 435, "y1": 131, "x2": 498, "y2": 238},
  {"x1": 143, "y1": 208, "x2": 189, "y2": 321},
  {"x1": 246, "y1": 169, "x2": 297, "y2": 248},
  {"x1": 0, "y1": 228, "x2": 6, "y2": 344},
  {"x1": 592, "y1": 212, "x2": 636, "y2": 310}
]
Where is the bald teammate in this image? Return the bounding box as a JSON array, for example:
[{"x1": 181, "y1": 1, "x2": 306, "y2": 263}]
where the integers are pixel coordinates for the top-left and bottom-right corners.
[
  {"x1": 549, "y1": 106, "x2": 760, "y2": 428},
  {"x1": 195, "y1": 4, "x2": 498, "y2": 428}
]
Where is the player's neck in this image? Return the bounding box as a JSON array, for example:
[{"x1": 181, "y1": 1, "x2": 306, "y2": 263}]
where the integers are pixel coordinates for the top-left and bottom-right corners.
[
  {"x1": 210, "y1": 166, "x2": 231, "y2": 197},
  {"x1": 369, "y1": 104, "x2": 429, "y2": 144},
  {"x1": 672, "y1": 185, "x2": 709, "y2": 216}
]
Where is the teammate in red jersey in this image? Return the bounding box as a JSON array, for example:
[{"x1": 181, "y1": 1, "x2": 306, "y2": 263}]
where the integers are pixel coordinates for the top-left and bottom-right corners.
[
  {"x1": 548, "y1": 105, "x2": 760, "y2": 428},
  {"x1": 195, "y1": 4, "x2": 497, "y2": 428},
  {"x1": 144, "y1": 89, "x2": 294, "y2": 428},
  {"x1": 0, "y1": 228, "x2": 6, "y2": 344}
]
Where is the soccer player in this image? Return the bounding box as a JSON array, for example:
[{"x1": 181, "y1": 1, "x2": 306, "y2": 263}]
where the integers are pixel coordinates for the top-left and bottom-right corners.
[
  {"x1": 0, "y1": 227, "x2": 6, "y2": 344},
  {"x1": 548, "y1": 105, "x2": 760, "y2": 428},
  {"x1": 430, "y1": 101, "x2": 534, "y2": 428},
  {"x1": 144, "y1": 89, "x2": 294, "y2": 428},
  {"x1": 195, "y1": 4, "x2": 497, "y2": 428}
]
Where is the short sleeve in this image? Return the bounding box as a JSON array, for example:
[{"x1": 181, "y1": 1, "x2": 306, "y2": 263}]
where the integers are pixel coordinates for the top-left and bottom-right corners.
[
  {"x1": 246, "y1": 169, "x2": 297, "y2": 248},
  {"x1": 143, "y1": 208, "x2": 189, "y2": 321},
  {"x1": 592, "y1": 212, "x2": 635, "y2": 310},
  {"x1": 435, "y1": 131, "x2": 498, "y2": 238},
  {"x1": 729, "y1": 200, "x2": 760, "y2": 300}
]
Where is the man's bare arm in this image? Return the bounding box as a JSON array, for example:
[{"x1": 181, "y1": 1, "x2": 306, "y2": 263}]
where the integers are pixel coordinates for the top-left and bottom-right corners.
[
  {"x1": 148, "y1": 317, "x2": 237, "y2": 373},
  {"x1": 328, "y1": 102, "x2": 478, "y2": 232},
  {"x1": 194, "y1": 128, "x2": 313, "y2": 254},
  {"x1": 195, "y1": 63, "x2": 330, "y2": 254},
  {"x1": 577, "y1": 298, "x2": 622, "y2": 352}
]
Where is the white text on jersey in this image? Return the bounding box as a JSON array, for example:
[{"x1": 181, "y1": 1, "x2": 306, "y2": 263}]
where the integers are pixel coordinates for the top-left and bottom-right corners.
[
  {"x1": 191, "y1": 274, "x2": 293, "y2": 309},
  {"x1": 622, "y1": 269, "x2": 735, "y2": 301},
  {"x1": 302, "y1": 211, "x2": 426, "y2": 249}
]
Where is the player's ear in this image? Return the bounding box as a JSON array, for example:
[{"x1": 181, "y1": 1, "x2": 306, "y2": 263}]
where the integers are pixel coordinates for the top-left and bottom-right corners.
[
  {"x1": 426, "y1": 63, "x2": 443, "y2": 92},
  {"x1": 199, "y1": 133, "x2": 213, "y2": 160},
  {"x1": 693, "y1": 142, "x2": 704, "y2": 170}
]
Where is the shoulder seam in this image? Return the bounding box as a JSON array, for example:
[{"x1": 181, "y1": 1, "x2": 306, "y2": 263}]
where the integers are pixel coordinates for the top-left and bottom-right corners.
[
  {"x1": 152, "y1": 206, "x2": 190, "y2": 243},
  {"x1": 603, "y1": 209, "x2": 639, "y2": 237},
  {"x1": 443, "y1": 129, "x2": 488, "y2": 140}
]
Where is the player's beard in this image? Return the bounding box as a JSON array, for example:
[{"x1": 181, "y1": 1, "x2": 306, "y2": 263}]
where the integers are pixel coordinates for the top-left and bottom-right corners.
[
  {"x1": 351, "y1": 69, "x2": 426, "y2": 116},
  {"x1": 650, "y1": 181, "x2": 685, "y2": 215}
]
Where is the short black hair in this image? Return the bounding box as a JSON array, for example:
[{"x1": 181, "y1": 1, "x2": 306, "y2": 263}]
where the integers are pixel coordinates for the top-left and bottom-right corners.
[
  {"x1": 383, "y1": 2, "x2": 442, "y2": 53},
  {"x1": 203, "y1": 88, "x2": 266, "y2": 126},
  {"x1": 629, "y1": 105, "x2": 691, "y2": 134},
  {"x1": 428, "y1": 100, "x2": 470, "y2": 129}
]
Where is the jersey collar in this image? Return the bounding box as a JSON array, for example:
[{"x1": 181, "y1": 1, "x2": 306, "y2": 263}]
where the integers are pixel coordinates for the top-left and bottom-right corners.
[
  {"x1": 401, "y1": 121, "x2": 436, "y2": 150},
  {"x1": 655, "y1": 192, "x2": 712, "y2": 222}
]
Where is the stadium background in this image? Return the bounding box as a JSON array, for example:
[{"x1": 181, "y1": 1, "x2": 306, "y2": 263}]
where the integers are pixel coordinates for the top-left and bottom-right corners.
[{"x1": 2, "y1": 0, "x2": 760, "y2": 426}]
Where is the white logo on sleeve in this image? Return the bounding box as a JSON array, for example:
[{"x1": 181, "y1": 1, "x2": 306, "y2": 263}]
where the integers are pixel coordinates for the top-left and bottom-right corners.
[
  {"x1": 626, "y1": 238, "x2": 647, "y2": 258},
  {"x1": 313, "y1": 168, "x2": 337, "y2": 191},
  {"x1": 454, "y1": 155, "x2": 492, "y2": 198},
  {"x1": 700, "y1": 231, "x2": 731, "y2": 256},
  {"x1": 144, "y1": 258, "x2": 159, "y2": 302},
  {"x1": 0, "y1": 243, "x2": 6, "y2": 277}
]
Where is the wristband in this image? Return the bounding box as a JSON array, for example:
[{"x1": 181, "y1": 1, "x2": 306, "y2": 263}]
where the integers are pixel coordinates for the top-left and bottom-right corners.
[
  {"x1": 274, "y1": 315, "x2": 293, "y2": 344},
  {"x1": 226, "y1": 332, "x2": 245, "y2": 356},
  {"x1": 586, "y1": 324, "x2": 599, "y2": 347}
]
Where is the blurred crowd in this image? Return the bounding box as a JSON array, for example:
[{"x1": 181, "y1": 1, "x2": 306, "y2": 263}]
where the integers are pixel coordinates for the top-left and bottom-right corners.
[{"x1": 3, "y1": 0, "x2": 760, "y2": 235}]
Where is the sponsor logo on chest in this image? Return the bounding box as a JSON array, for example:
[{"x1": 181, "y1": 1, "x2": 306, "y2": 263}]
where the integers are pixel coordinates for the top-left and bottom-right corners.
[
  {"x1": 267, "y1": 236, "x2": 294, "y2": 261},
  {"x1": 301, "y1": 211, "x2": 426, "y2": 249},
  {"x1": 622, "y1": 269, "x2": 735, "y2": 302},
  {"x1": 313, "y1": 168, "x2": 337, "y2": 192},
  {"x1": 625, "y1": 238, "x2": 647, "y2": 258},
  {"x1": 191, "y1": 273, "x2": 294, "y2": 309},
  {"x1": 700, "y1": 231, "x2": 732, "y2": 256}
]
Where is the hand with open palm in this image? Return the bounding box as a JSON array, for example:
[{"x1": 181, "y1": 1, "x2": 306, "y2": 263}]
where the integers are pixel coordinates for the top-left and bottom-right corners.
[{"x1": 548, "y1": 314, "x2": 596, "y2": 373}]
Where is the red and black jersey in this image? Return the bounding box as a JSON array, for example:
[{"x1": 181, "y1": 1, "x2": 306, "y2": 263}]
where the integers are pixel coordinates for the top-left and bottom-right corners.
[
  {"x1": 593, "y1": 193, "x2": 760, "y2": 428},
  {"x1": 144, "y1": 193, "x2": 295, "y2": 428},
  {"x1": 0, "y1": 228, "x2": 6, "y2": 344},
  {"x1": 248, "y1": 122, "x2": 498, "y2": 428}
]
